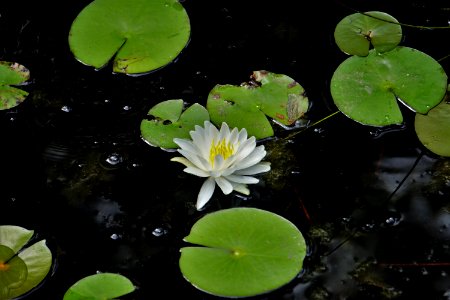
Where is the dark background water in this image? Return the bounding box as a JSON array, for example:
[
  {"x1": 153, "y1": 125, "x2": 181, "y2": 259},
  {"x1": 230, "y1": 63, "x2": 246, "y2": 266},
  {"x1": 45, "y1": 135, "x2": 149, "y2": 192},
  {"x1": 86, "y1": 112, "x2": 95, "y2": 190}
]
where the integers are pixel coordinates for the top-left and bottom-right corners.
[{"x1": 1, "y1": 0, "x2": 450, "y2": 299}]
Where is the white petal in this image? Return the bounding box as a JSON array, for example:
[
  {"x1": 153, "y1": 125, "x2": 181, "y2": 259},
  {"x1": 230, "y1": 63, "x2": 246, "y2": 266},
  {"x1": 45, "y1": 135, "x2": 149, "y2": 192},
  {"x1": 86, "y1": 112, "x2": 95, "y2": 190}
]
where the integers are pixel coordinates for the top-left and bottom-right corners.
[
  {"x1": 170, "y1": 157, "x2": 196, "y2": 168},
  {"x1": 231, "y1": 183, "x2": 250, "y2": 195},
  {"x1": 184, "y1": 167, "x2": 210, "y2": 177},
  {"x1": 206, "y1": 121, "x2": 219, "y2": 142},
  {"x1": 234, "y1": 146, "x2": 266, "y2": 170},
  {"x1": 229, "y1": 127, "x2": 239, "y2": 145},
  {"x1": 238, "y1": 128, "x2": 248, "y2": 143},
  {"x1": 213, "y1": 155, "x2": 226, "y2": 172},
  {"x1": 218, "y1": 122, "x2": 231, "y2": 142},
  {"x1": 234, "y1": 162, "x2": 271, "y2": 175},
  {"x1": 190, "y1": 131, "x2": 210, "y2": 159},
  {"x1": 220, "y1": 165, "x2": 237, "y2": 177},
  {"x1": 225, "y1": 174, "x2": 259, "y2": 184},
  {"x1": 174, "y1": 139, "x2": 200, "y2": 155},
  {"x1": 178, "y1": 149, "x2": 210, "y2": 171},
  {"x1": 197, "y1": 177, "x2": 216, "y2": 210},
  {"x1": 233, "y1": 137, "x2": 256, "y2": 162},
  {"x1": 215, "y1": 177, "x2": 233, "y2": 195}
]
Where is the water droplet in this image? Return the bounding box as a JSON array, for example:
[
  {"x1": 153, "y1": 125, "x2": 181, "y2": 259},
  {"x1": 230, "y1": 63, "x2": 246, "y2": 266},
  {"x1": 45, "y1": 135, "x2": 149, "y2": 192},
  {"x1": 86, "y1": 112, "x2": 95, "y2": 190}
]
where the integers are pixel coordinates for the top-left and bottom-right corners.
[
  {"x1": 152, "y1": 227, "x2": 168, "y2": 237},
  {"x1": 123, "y1": 105, "x2": 131, "y2": 111},
  {"x1": 104, "y1": 99, "x2": 110, "y2": 103},
  {"x1": 110, "y1": 233, "x2": 121, "y2": 240},
  {"x1": 384, "y1": 212, "x2": 402, "y2": 227},
  {"x1": 106, "y1": 153, "x2": 123, "y2": 166},
  {"x1": 314, "y1": 128, "x2": 324, "y2": 134},
  {"x1": 61, "y1": 105, "x2": 72, "y2": 112}
]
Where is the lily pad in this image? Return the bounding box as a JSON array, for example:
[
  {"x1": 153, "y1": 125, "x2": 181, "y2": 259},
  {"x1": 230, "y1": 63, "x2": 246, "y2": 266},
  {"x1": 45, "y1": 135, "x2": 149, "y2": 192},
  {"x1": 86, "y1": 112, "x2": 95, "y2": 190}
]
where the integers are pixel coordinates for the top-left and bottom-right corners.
[
  {"x1": 207, "y1": 70, "x2": 308, "y2": 139},
  {"x1": 179, "y1": 207, "x2": 307, "y2": 298},
  {"x1": 330, "y1": 47, "x2": 447, "y2": 126},
  {"x1": 63, "y1": 273, "x2": 135, "y2": 300},
  {"x1": 140, "y1": 99, "x2": 210, "y2": 149},
  {"x1": 0, "y1": 245, "x2": 27, "y2": 298},
  {"x1": 415, "y1": 99, "x2": 450, "y2": 157},
  {"x1": 0, "y1": 226, "x2": 52, "y2": 299},
  {"x1": 334, "y1": 11, "x2": 402, "y2": 56},
  {"x1": 68, "y1": 0, "x2": 191, "y2": 74},
  {"x1": 0, "y1": 61, "x2": 30, "y2": 110}
]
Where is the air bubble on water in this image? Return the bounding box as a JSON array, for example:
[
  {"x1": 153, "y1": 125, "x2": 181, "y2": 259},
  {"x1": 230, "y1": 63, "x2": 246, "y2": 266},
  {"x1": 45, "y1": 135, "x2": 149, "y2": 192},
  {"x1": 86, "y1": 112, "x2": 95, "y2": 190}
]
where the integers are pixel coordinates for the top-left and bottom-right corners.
[
  {"x1": 106, "y1": 153, "x2": 123, "y2": 166},
  {"x1": 110, "y1": 233, "x2": 121, "y2": 240},
  {"x1": 152, "y1": 227, "x2": 168, "y2": 237},
  {"x1": 385, "y1": 214, "x2": 402, "y2": 227},
  {"x1": 61, "y1": 105, "x2": 72, "y2": 112},
  {"x1": 314, "y1": 127, "x2": 324, "y2": 134}
]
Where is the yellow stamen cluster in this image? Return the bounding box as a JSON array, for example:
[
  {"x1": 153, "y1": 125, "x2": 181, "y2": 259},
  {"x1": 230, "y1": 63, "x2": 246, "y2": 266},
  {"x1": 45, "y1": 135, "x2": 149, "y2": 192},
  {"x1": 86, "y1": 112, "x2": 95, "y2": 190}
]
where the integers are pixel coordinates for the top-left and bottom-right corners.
[{"x1": 209, "y1": 139, "x2": 235, "y2": 165}]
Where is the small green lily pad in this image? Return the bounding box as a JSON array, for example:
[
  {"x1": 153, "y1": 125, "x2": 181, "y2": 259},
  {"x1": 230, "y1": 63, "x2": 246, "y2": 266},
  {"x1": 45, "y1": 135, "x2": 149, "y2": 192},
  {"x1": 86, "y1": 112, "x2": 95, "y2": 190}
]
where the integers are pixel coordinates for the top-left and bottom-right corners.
[
  {"x1": 0, "y1": 226, "x2": 52, "y2": 299},
  {"x1": 331, "y1": 47, "x2": 447, "y2": 126},
  {"x1": 140, "y1": 99, "x2": 210, "y2": 149},
  {"x1": 415, "y1": 99, "x2": 450, "y2": 157},
  {"x1": 0, "y1": 61, "x2": 30, "y2": 110},
  {"x1": 207, "y1": 71, "x2": 308, "y2": 139},
  {"x1": 63, "y1": 273, "x2": 135, "y2": 300},
  {"x1": 334, "y1": 11, "x2": 402, "y2": 56},
  {"x1": 179, "y1": 207, "x2": 307, "y2": 298},
  {"x1": 68, "y1": 0, "x2": 191, "y2": 74}
]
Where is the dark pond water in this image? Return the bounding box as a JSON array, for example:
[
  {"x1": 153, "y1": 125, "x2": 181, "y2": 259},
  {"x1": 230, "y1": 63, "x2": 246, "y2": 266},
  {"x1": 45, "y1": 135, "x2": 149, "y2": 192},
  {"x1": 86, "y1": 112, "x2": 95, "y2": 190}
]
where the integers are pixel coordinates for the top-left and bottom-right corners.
[{"x1": 1, "y1": 0, "x2": 450, "y2": 299}]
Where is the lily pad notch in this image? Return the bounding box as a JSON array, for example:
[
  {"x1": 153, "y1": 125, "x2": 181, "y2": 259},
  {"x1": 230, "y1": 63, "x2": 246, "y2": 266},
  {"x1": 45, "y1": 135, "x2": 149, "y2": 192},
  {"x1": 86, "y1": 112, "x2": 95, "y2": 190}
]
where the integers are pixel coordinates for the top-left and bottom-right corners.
[{"x1": 68, "y1": 0, "x2": 191, "y2": 75}]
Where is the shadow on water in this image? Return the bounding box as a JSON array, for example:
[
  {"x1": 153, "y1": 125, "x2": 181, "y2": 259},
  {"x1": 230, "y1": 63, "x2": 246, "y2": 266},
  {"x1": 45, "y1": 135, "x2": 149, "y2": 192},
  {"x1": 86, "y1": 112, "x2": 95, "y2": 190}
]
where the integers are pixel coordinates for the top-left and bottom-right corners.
[{"x1": 1, "y1": 0, "x2": 449, "y2": 299}]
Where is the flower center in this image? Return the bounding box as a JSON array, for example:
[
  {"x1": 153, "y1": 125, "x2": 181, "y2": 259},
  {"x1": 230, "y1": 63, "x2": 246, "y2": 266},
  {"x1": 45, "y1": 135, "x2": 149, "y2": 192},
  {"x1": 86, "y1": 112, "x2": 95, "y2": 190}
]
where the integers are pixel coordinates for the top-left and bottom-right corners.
[{"x1": 209, "y1": 139, "x2": 235, "y2": 165}]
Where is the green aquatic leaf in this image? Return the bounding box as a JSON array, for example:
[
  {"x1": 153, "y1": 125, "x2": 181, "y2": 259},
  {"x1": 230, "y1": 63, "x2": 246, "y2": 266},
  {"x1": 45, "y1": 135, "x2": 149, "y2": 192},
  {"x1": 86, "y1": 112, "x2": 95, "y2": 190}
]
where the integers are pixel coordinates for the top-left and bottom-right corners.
[
  {"x1": 0, "y1": 225, "x2": 34, "y2": 254},
  {"x1": 69, "y1": 0, "x2": 191, "y2": 74},
  {"x1": 415, "y1": 99, "x2": 450, "y2": 157},
  {"x1": 140, "y1": 99, "x2": 210, "y2": 149},
  {"x1": 331, "y1": 47, "x2": 447, "y2": 126},
  {"x1": 334, "y1": 11, "x2": 402, "y2": 56},
  {"x1": 207, "y1": 71, "x2": 308, "y2": 139},
  {"x1": 0, "y1": 245, "x2": 28, "y2": 299},
  {"x1": 180, "y1": 207, "x2": 307, "y2": 298},
  {"x1": 0, "y1": 61, "x2": 30, "y2": 110},
  {"x1": 63, "y1": 273, "x2": 135, "y2": 300},
  {"x1": 0, "y1": 226, "x2": 52, "y2": 299}
]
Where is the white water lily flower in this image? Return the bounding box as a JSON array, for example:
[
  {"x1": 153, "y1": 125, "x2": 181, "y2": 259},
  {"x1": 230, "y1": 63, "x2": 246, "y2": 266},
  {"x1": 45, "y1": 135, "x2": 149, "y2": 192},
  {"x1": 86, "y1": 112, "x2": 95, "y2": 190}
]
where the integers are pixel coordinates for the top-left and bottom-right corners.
[{"x1": 171, "y1": 121, "x2": 271, "y2": 210}]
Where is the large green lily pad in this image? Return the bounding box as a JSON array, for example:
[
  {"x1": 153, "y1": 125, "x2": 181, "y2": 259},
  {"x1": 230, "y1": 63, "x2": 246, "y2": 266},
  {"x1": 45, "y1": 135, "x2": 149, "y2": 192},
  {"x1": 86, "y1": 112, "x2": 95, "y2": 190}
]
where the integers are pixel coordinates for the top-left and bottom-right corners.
[
  {"x1": 0, "y1": 61, "x2": 30, "y2": 110},
  {"x1": 415, "y1": 99, "x2": 450, "y2": 157},
  {"x1": 179, "y1": 207, "x2": 307, "y2": 298},
  {"x1": 334, "y1": 11, "x2": 402, "y2": 56},
  {"x1": 207, "y1": 71, "x2": 309, "y2": 139},
  {"x1": 63, "y1": 273, "x2": 135, "y2": 300},
  {"x1": 140, "y1": 99, "x2": 210, "y2": 149},
  {"x1": 68, "y1": 0, "x2": 191, "y2": 74},
  {"x1": 331, "y1": 47, "x2": 447, "y2": 126},
  {"x1": 0, "y1": 226, "x2": 52, "y2": 299}
]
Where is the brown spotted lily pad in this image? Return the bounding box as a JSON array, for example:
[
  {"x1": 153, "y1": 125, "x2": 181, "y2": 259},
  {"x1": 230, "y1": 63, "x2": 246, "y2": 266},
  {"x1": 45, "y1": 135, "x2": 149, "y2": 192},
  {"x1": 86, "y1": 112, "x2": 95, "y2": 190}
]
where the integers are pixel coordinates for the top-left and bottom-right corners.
[
  {"x1": 206, "y1": 71, "x2": 309, "y2": 139},
  {"x1": 0, "y1": 61, "x2": 30, "y2": 110}
]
